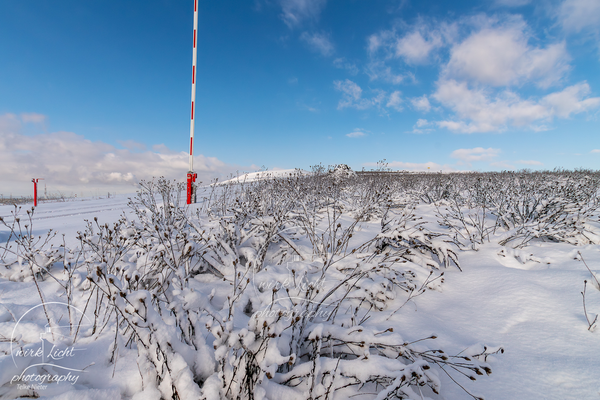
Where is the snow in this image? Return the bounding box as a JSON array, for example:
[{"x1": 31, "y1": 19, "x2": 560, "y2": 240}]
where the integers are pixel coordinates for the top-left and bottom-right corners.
[
  {"x1": 1, "y1": 181, "x2": 599, "y2": 400},
  {"x1": 396, "y1": 241, "x2": 600, "y2": 399},
  {"x1": 215, "y1": 170, "x2": 309, "y2": 186}
]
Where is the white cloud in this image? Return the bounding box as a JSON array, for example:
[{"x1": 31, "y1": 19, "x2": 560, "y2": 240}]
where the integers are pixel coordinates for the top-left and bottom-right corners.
[
  {"x1": 333, "y1": 58, "x2": 359, "y2": 75},
  {"x1": 395, "y1": 30, "x2": 443, "y2": 64},
  {"x1": 0, "y1": 113, "x2": 245, "y2": 196},
  {"x1": 366, "y1": 35, "x2": 380, "y2": 55},
  {"x1": 279, "y1": 0, "x2": 327, "y2": 29},
  {"x1": 451, "y1": 147, "x2": 501, "y2": 163},
  {"x1": 517, "y1": 160, "x2": 543, "y2": 165},
  {"x1": 541, "y1": 82, "x2": 600, "y2": 118},
  {"x1": 20, "y1": 113, "x2": 47, "y2": 124},
  {"x1": 386, "y1": 91, "x2": 403, "y2": 111},
  {"x1": 408, "y1": 119, "x2": 434, "y2": 134},
  {"x1": 444, "y1": 19, "x2": 570, "y2": 88},
  {"x1": 416, "y1": 119, "x2": 429, "y2": 128},
  {"x1": 333, "y1": 80, "x2": 407, "y2": 113},
  {"x1": 529, "y1": 125, "x2": 551, "y2": 132},
  {"x1": 151, "y1": 143, "x2": 178, "y2": 154},
  {"x1": 346, "y1": 129, "x2": 366, "y2": 138},
  {"x1": 368, "y1": 24, "x2": 446, "y2": 65},
  {"x1": 433, "y1": 80, "x2": 600, "y2": 133},
  {"x1": 333, "y1": 79, "x2": 386, "y2": 111},
  {"x1": 434, "y1": 80, "x2": 547, "y2": 133},
  {"x1": 558, "y1": 0, "x2": 600, "y2": 33},
  {"x1": 366, "y1": 23, "x2": 448, "y2": 84},
  {"x1": 334, "y1": 79, "x2": 367, "y2": 110},
  {"x1": 300, "y1": 31, "x2": 334, "y2": 56},
  {"x1": 0, "y1": 113, "x2": 21, "y2": 133},
  {"x1": 365, "y1": 60, "x2": 407, "y2": 84},
  {"x1": 410, "y1": 95, "x2": 431, "y2": 112},
  {"x1": 591, "y1": 149, "x2": 600, "y2": 153},
  {"x1": 118, "y1": 140, "x2": 147, "y2": 152},
  {"x1": 364, "y1": 161, "x2": 456, "y2": 172}
]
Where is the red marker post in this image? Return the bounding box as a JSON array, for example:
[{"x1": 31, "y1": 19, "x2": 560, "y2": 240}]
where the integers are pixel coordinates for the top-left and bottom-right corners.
[
  {"x1": 186, "y1": 172, "x2": 197, "y2": 204},
  {"x1": 186, "y1": 0, "x2": 199, "y2": 204},
  {"x1": 32, "y1": 178, "x2": 43, "y2": 207}
]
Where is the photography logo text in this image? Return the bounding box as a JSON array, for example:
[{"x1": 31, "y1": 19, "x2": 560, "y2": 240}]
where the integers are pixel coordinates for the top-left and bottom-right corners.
[{"x1": 9, "y1": 302, "x2": 92, "y2": 391}]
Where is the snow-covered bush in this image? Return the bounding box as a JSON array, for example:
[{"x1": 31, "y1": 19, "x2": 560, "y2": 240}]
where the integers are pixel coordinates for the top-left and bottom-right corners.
[
  {"x1": 19, "y1": 170, "x2": 600, "y2": 398},
  {"x1": 431, "y1": 171, "x2": 600, "y2": 249},
  {"x1": 84, "y1": 174, "x2": 495, "y2": 400},
  {"x1": 329, "y1": 163, "x2": 356, "y2": 179},
  {"x1": 0, "y1": 206, "x2": 62, "y2": 282}
]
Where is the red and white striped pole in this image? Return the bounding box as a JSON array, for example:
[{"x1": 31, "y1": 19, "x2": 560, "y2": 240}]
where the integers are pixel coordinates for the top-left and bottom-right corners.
[{"x1": 186, "y1": 0, "x2": 199, "y2": 204}]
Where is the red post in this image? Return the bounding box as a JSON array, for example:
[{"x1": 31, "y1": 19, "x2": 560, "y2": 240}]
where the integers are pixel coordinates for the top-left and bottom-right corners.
[
  {"x1": 186, "y1": 172, "x2": 197, "y2": 205},
  {"x1": 32, "y1": 179, "x2": 39, "y2": 207}
]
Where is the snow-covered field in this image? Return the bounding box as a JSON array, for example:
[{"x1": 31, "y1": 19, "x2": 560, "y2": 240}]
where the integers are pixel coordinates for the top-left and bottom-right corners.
[{"x1": 1, "y1": 172, "x2": 599, "y2": 400}]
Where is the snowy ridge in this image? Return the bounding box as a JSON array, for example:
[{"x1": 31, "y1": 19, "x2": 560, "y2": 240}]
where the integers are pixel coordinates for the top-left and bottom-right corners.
[{"x1": 213, "y1": 169, "x2": 310, "y2": 186}]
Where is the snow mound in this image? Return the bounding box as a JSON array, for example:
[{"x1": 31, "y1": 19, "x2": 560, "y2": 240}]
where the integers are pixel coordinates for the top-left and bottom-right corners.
[{"x1": 214, "y1": 169, "x2": 309, "y2": 185}]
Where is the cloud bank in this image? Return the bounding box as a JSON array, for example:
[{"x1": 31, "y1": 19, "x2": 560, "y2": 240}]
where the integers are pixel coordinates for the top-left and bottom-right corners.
[{"x1": 0, "y1": 113, "x2": 251, "y2": 196}]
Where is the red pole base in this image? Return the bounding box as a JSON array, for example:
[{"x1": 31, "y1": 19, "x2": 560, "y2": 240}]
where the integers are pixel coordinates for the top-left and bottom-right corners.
[{"x1": 186, "y1": 172, "x2": 197, "y2": 204}]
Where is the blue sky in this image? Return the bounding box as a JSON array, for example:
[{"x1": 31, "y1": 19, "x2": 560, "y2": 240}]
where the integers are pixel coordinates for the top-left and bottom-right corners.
[{"x1": 1, "y1": 0, "x2": 599, "y2": 195}]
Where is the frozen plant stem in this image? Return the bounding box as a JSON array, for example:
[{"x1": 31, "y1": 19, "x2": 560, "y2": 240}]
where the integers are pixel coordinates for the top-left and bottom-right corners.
[
  {"x1": 581, "y1": 280, "x2": 598, "y2": 331},
  {"x1": 578, "y1": 251, "x2": 600, "y2": 290}
]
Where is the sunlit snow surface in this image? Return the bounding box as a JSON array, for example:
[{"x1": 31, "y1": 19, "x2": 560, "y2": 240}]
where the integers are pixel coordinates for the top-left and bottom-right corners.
[
  {"x1": 215, "y1": 169, "x2": 310, "y2": 185},
  {"x1": 0, "y1": 192, "x2": 599, "y2": 400}
]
